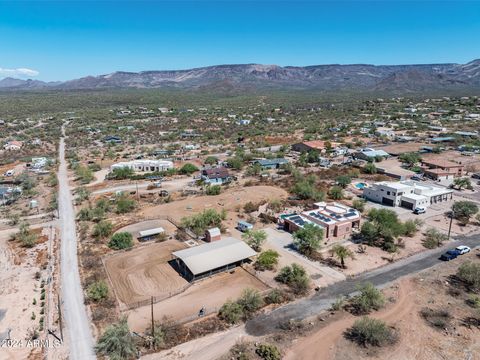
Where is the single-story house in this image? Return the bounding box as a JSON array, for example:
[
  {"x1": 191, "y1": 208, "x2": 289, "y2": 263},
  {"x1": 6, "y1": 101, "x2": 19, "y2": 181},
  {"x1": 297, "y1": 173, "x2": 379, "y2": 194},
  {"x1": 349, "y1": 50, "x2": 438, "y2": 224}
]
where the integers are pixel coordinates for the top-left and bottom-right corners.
[
  {"x1": 363, "y1": 180, "x2": 453, "y2": 209},
  {"x1": 353, "y1": 148, "x2": 390, "y2": 161},
  {"x1": 252, "y1": 158, "x2": 289, "y2": 170},
  {"x1": 3, "y1": 141, "x2": 23, "y2": 151},
  {"x1": 111, "y1": 159, "x2": 174, "y2": 173},
  {"x1": 172, "y1": 237, "x2": 257, "y2": 281},
  {"x1": 201, "y1": 167, "x2": 231, "y2": 184},
  {"x1": 291, "y1": 140, "x2": 340, "y2": 153}
]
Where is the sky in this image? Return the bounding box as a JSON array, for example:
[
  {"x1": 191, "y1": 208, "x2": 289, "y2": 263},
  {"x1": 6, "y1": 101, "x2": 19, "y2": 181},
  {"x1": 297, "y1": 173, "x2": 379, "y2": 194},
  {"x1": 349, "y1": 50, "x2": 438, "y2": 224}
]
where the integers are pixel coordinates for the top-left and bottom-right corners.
[{"x1": 0, "y1": 0, "x2": 479, "y2": 81}]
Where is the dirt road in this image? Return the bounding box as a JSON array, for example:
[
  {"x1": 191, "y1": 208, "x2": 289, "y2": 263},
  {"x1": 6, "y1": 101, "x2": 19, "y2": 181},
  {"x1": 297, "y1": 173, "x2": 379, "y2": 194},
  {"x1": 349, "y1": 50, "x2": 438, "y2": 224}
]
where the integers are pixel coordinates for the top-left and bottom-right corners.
[{"x1": 58, "y1": 128, "x2": 96, "y2": 359}]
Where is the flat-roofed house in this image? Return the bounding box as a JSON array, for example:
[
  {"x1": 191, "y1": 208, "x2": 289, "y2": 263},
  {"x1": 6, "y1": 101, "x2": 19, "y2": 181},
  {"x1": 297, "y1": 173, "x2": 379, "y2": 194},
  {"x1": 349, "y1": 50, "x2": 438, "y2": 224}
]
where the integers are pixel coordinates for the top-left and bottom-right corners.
[
  {"x1": 291, "y1": 140, "x2": 340, "y2": 153},
  {"x1": 172, "y1": 237, "x2": 257, "y2": 281},
  {"x1": 363, "y1": 180, "x2": 453, "y2": 209},
  {"x1": 3, "y1": 141, "x2": 23, "y2": 151},
  {"x1": 111, "y1": 159, "x2": 174, "y2": 173}
]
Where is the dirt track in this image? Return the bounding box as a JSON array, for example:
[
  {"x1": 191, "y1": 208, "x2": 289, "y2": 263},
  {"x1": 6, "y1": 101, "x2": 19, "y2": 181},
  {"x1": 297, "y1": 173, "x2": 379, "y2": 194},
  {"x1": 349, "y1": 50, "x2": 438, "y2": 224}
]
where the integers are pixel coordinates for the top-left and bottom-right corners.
[{"x1": 104, "y1": 240, "x2": 188, "y2": 305}]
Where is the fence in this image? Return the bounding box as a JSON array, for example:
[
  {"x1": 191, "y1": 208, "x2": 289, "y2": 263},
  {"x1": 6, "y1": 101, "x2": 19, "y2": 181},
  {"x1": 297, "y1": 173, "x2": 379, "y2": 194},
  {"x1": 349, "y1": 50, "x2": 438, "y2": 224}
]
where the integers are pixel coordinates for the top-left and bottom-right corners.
[{"x1": 121, "y1": 282, "x2": 192, "y2": 311}]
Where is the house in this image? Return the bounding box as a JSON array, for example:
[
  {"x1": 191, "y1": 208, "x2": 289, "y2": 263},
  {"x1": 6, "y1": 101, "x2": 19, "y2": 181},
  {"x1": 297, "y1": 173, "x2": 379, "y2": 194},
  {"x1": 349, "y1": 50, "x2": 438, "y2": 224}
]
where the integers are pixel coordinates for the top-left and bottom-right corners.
[
  {"x1": 201, "y1": 167, "x2": 231, "y2": 184},
  {"x1": 111, "y1": 160, "x2": 174, "y2": 173},
  {"x1": 172, "y1": 237, "x2": 257, "y2": 281},
  {"x1": 283, "y1": 202, "x2": 360, "y2": 240},
  {"x1": 205, "y1": 227, "x2": 221, "y2": 242},
  {"x1": 3, "y1": 141, "x2": 23, "y2": 151},
  {"x1": 291, "y1": 140, "x2": 340, "y2": 153},
  {"x1": 363, "y1": 180, "x2": 453, "y2": 209},
  {"x1": 421, "y1": 159, "x2": 464, "y2": 180},
  {"x1": 353, "y1": 148, "x2": 390, "y2": 161},
  {"x1": 252, "y1": 158, "x2": 289, "y2": 170},
  {"x1": 103, "y1": 136, "x2": 122, "y2": 144}
]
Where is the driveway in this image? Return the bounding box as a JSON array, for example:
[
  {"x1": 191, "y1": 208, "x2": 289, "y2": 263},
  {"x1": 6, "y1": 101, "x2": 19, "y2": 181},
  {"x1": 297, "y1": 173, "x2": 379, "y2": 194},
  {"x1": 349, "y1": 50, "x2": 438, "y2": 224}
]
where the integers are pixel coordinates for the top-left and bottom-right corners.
[
  {"x1": 58, "y1": 128, "x2": 95, "y2": 359},
  {"x1": 245, "y1": 231, "x2": 480, "y2": 336}
]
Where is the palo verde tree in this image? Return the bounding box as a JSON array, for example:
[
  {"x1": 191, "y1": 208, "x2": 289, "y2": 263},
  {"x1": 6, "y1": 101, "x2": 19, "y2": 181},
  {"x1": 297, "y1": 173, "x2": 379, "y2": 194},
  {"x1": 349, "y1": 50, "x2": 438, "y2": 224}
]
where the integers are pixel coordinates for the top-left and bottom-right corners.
[{"x1": 293, "y1": 223, "x2": 323, "y2": 256}]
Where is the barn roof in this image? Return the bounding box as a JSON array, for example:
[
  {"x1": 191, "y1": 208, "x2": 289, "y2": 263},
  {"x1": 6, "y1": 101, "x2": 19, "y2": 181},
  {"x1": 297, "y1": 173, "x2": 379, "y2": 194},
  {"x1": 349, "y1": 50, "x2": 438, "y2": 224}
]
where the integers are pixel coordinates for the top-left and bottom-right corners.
[{"x1": 172, "y1": 237, "x2": 256, "y2": 275}]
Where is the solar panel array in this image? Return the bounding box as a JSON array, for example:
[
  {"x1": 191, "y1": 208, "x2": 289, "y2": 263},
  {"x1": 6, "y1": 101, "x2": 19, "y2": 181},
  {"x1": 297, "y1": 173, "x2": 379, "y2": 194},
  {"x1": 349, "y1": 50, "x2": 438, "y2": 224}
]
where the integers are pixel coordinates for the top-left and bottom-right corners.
[{"x1": 309, "y1": 211, "x2": 333, "y2": 222}]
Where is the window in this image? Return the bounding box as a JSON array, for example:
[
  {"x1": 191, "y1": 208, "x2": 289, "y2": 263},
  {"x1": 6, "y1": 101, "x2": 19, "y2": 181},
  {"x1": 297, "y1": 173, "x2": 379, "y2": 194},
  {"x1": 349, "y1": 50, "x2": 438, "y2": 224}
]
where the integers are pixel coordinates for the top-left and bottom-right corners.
[{"x1": 387, "y1": 191, "x2": 390, "y2": 195}]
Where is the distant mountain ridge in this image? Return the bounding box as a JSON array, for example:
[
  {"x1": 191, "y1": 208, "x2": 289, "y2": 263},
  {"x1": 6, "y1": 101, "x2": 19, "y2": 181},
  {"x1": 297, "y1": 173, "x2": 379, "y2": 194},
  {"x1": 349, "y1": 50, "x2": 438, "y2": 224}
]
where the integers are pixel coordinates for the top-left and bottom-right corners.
[{"x1": 1, "y1": 60, "x2": 480, "y2": 93}]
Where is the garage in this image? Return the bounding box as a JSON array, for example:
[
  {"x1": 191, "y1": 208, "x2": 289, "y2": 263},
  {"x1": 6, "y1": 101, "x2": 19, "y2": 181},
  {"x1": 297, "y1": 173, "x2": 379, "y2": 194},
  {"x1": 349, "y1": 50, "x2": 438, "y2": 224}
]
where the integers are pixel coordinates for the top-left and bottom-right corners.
[
  {"x1": 382, "y1": 197, "x2": 394, "y2": 206},
  {"x1": 400, "y1": 200, "x2": 414, "y2": 210}
]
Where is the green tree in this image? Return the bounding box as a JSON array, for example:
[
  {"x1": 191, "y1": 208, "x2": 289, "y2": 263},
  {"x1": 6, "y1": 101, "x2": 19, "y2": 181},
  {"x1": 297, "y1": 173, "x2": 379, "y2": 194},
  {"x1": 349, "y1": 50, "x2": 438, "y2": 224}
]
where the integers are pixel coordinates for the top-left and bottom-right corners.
[
  {"x1": 330, "y1": 244, "x2": 355, "y2": 269},
  {"x1": 255, "y1": 250, "x2": 280, "y2": 271},
  {"x1": 108, "y1": 232, "x2": 133, "y2": 250},
  {"x1": 363, "y1": 163, "x2": 377, "y2": 174},
  {"x1": 179, "y1": 163, "x2": 199, "y2": 175},
  {"x1": 457, "y1": 261, "x2": 480, "y2": 291},
  {"x1": 110, "y1": 167, "x2": 134, "y2": 180},
  {"x1": 452, "y1": 177, "x2": 472, "y2": 190},
  {"x1": 336, "y1": 175, "x2": 352, "y2": 188},
  {"x1": 291, "y1": 176, "x2": 325, "y2": 201},
  {"x1": 399, "y1": 152, "x2": 421, "y2": 168},
  {"x1": 328, "y1": 186, "x2": 344, "y2": 200},
  {"x1": 181, "y1": 209, "x2": 227, "y2": 236},
  {"x1": 242, "y1": 229, "x2": 267, "y2": 252},
  {"x1": 87, "y1": 281, "x2": 109, "y2": 302},
  {"x1": 204, "y1": 156, "x2": 218, "y2": 165},
  {"x1": 293, "y1": 223, "x2": 323, "y2": 256},
  {"x1": 452, "y1": 201, "x2": 479, "y2": 225},
  {"x1": 95, "y1": 317, "x2": 136, "y2": 360},
  {"x1": 360, "y1": 209, "x2": 406, "y2": 252},
  {"x1": 115, "y1": 196, "x2": 136, "y2": 214}
]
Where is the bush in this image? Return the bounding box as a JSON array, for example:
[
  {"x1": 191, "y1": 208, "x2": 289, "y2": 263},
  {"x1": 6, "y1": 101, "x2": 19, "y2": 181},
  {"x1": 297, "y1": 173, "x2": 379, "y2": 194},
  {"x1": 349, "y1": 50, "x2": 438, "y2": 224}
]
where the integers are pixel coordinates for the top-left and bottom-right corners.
[
  {"x1": 346, "y1": 317, "x2": 396, "y2": 347},
  {"x1": 95, "y1": 317, "x2": 136, "y2": 359},
  {"x1": 402, "y1": 219, "x2": 420, "y2": 237},
  {"x1": 92, "y1": 220, "x2": 113, "y2": 239},
  {"x1": 328, "y1": 186, "x2": 344, "y2": 200},
  {"x1": 420, "y1": 308, "x2": 452, "y2": 329},
  {"x1": 108, "y1": 232, "x2": 133, "y2": 250},
  {"x1": 236, "y1": 288, "x2": 264, "y2": 315},
  {"x1": 275, "y1": 263, "x2": 310, "y2": 295},
  {"x1": 205, "y1": 185, "x2": 221, "y2": 195},
  {"x1": 242, "y1": 229, "x2": 267, "y2": 252},
  {"x1": 255, "y1": 250, "x2": 279, "y2": 271},
  {"x1": 330, "y1": 297, "x2": 345, "y2": 311},
  {"x1": 457, "y1": 261, "x2": 480, "y2": 291},
  {"x1": 75, "y1": 165, "x2": 94, "y2": 184},
  {"x1": 352, "y1": 199, "x2": 366, "y2": 212},
  {"x1": 363, "y1": 163, "x2": 377, "y2": 174},
  {"x1": 452, "y1": 201, "x2": 479, "y2": 225},
  {"x1": 115, "y1": 195, "x2": 136, "y2": 214},
  {"x1": 243, "y1": 201, "x2": 259, "y2": 213},
  {"x1": 422, "y1": 228, "x2": 448, "y2": 249},
  {"x1": 218, "y1": 300, "x2": 244, "y2": 324},
  {"x1": 351, "y1": 283, "x2": 385, "y2": 314},
  {"x1": 291, "y1": 175, "x2": 324, "y2": 201},
  {"x1": 87, "y1": 281, "x2": 109, "y2": 302},
  {"x1": 336, "y1": 175, "x2": 352, "y2": 188},
  {"x1": 265, "y1": 289, "x2": 286, "y2": 304},
  {"x1": 179, "y1": 163, "x2": 198, "y2": 175},
  {"x1": 110, "y1": 167, "x2": 134, "y2": 180},
  {"x1": 255, "y1": 343, "x2": 281, "y2": 360},
  {"x1": 467, "y1": 295, "x2": 480, "y2": 308}
]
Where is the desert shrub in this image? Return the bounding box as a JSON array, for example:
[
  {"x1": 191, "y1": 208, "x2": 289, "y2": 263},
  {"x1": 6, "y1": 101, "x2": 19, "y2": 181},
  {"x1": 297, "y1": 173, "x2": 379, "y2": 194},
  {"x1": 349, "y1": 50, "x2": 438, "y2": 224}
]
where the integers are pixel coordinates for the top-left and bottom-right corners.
[
  {"x1": 291, "y1": 177, "x2": 325, "y2": 201},
  {"x1": 452, "y1": 201, "x2": 479, "y2": 225},
  {"x1": 336, "y1": 175, "x2": 352, "y2": 188},
  {"x1": 467, "y1": 295, "x2": 480, "y2": 308},
  {"x1": 12, "y1": 223, "x2": 38, "y2": 248},
  {"x1": 243, "y1": 201, "x2": 259, "y2": 213},
  {"x1": 328, "y1": 186, "x2": 344, "y2": 200},
  {"x1": 351, "y1": 283, "x2": 385, "y2": 314},
  {"x1": 218, "y1": 300, "x2": 244, "y2": 324},
  {"x1": 236, "y1": 288, "x2": 264, "y2": 316},
  {"x1": 95, "y1": 317, "x2": 136, "y2": 359},
  {"x1": 108, "y1": 232, "x2": 133, "y2": 250},
  {"x1": 422, "y1": 227, "x2": 448, "y2": 249},
  {"x1": 275, "y1": 263, "x2": 310, "y2": 295},
  {"x1": 264, "y1": 289, "x2": 286, "y2": 304},
  {"x1": 330, "y1": 297, "x2": 346, "y2": 311},
  {"x1": 363, "y1": 163, "x2": 377, "y2": 174},
  {"x1": 346, "y1": 317, "x2": 396, "y2": 347},
  {"x1": 179, "y1": 163, "x2": 198, "y2": 175},
  {"x1": 75, "y1": 165, "x2": 94, "y2": 184},
  {"x1": 402, "y1": 219, "x2": 421, "y2": 237},
  {"x1": 110, "y1": 166, "x2": 134, "y2": 180},
  {"x1": 420, "y1": 308, "x2": 452, "y2": 329},
  {"x1": 92, "y1": 220, "x2": 113, "y2": 239},
  {"x1": 255, "y1": 250, "x2": 279, "y2": 271},
  {"x1": 255, "y1": 343, "x2": 281, "y2": 360},
  {"x1": 115, "y1": 195, "x2": 136, "y2": 214},
  {"x1": 457, "y1": 261, "x2": 480, "y2": 291},
  {"x1": 87, "y1": 281, "x2": 109, "y2": 302},
  {"x1": 205, "y1": 185, "x2": 221, "y2": 195},
  {"x1": 352, "y1": 199, "x2": 366, "y2": 212}
]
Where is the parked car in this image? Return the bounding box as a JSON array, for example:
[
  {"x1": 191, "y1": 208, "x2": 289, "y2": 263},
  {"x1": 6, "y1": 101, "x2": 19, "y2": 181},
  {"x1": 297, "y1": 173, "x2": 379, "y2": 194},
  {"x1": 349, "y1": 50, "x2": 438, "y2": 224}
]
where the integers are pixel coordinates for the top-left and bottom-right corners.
[
  {"x1": 237, "y1": 220, "x2": 254, "y2": 232},
  {"x1": 413, "y1": 207, "x2": 426, "y2": 215},
  {"x1": 440, "y1": 249, "x2": 460, "y2": 261},
  {"x1": 471, "y1": 172, "x2": 480, "y2": 179},
  {"x1": 455, "y1": 245, "x2": 471, "y2": 255}
]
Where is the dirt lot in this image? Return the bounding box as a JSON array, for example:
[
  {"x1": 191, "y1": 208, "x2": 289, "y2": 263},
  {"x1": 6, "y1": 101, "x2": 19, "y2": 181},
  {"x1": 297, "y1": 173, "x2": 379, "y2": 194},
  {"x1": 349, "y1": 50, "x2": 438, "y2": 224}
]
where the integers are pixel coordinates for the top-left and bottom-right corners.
[
  {"x1": 139, "y1": 185, "x2": 287, "y2": 231},
  {"x1": 283, "y1": 252, "x2": 480, "y2": 360},
  {"x1": 104, "y1": 240, "x2": 188, "y2": 306},
  {"x1": 114, "y1": 219, "x2": 177, "y2": 238},
  {"x1": 127, "y1": 268, "x2": 269, "y2": 332}
]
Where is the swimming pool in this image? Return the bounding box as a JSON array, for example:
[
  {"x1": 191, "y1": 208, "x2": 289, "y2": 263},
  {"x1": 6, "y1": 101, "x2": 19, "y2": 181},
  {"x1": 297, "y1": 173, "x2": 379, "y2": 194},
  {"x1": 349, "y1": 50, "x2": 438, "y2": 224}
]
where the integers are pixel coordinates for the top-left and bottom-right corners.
[{"x1": 355, "y1": 182, "x2": 367, "y2": 189}]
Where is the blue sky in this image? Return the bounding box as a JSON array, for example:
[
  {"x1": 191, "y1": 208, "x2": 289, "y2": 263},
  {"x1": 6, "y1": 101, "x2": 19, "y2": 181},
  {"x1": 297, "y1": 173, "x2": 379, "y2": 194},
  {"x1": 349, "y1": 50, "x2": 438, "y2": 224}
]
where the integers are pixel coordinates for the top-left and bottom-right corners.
[{"x1": 0, "y1": 1, "x2": 479, "y2": 81}]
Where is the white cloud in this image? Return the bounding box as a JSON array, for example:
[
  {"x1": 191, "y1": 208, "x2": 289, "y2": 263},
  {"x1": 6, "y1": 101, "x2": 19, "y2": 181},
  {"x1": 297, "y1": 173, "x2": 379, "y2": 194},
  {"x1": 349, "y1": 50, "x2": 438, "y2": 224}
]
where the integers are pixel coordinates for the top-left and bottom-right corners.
[{"x1": 0, "y1": 67, "x2": 40, "y2": 78}]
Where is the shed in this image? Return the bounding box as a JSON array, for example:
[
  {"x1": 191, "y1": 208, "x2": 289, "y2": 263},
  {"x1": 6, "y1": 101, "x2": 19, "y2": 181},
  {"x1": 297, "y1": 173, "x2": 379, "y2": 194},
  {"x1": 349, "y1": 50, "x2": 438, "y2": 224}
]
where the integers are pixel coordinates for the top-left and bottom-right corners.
[
  {"x1": 137, "y1": 227, "x2": 165, "y2": 241},
  {"x1": 205, "y1": 227, "x2": 221, "y2": 242},
  {"x1": 172, "y1": 237, "x2": 257, "y2": 281}
]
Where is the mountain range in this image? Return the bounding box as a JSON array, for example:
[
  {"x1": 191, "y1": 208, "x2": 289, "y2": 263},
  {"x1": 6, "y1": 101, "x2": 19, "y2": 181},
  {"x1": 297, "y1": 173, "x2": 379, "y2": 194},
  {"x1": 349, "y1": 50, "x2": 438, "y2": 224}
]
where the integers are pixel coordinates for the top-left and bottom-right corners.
[{"x1": 1, "y1": 60, "x2": 479, "y2": 93}]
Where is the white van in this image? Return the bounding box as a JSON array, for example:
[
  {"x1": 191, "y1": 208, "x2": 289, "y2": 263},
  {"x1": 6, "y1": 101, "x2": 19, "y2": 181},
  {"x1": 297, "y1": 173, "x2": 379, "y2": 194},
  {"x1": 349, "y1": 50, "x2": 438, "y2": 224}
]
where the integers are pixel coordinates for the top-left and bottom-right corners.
[{"x1": 4, "y1": 169, "x2": 14, "y2": 177}]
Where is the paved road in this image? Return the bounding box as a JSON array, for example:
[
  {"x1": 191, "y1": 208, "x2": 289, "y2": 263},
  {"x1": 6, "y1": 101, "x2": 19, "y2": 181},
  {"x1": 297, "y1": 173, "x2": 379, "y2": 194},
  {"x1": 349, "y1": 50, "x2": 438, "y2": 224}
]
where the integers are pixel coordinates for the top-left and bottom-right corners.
[
  {"x1": 58, "y1": 128, "x2": 96, "y2": 359},
  {"x1": 245, "y1": 232, "x2": 480, "y2": 336}
]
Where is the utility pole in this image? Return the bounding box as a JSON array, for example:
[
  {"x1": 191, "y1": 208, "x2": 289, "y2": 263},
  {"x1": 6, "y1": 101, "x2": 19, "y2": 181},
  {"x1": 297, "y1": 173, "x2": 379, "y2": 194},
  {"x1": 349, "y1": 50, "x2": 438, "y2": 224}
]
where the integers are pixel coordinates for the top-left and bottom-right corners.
[
  {"x1": 136, "y1": 180, "x2": 139, "y2": 201},
  {"x1": 57, "y1": 294, "x2": 63, "y2": 341},
  {"x1": 448, "y1": 211, "x2": 454, "y2": 240},
  {"x1": 150, "y1": 296, "x2": 155, "y2": 349}
]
